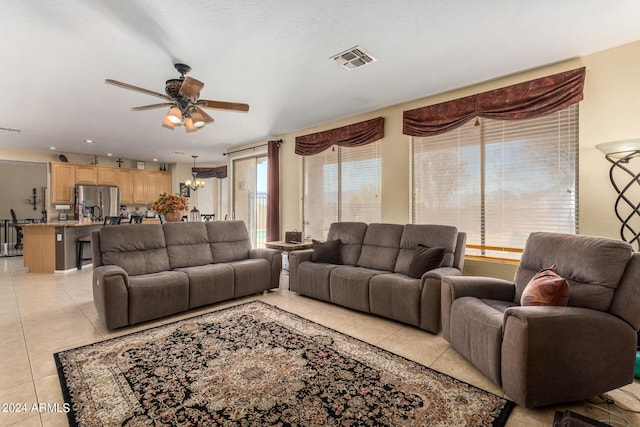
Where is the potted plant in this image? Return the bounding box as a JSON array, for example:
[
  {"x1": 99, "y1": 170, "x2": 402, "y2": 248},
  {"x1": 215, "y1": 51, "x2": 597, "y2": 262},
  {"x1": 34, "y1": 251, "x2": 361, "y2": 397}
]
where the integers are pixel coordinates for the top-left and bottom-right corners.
[{"x1": 152, "y1": 192, "x2": 188, "y2": 222}]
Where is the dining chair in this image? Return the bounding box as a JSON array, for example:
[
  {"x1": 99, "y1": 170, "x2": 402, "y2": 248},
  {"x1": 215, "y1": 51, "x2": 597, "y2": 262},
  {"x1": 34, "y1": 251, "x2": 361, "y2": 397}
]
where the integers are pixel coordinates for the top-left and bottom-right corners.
[
  {"x1": 103, "y1": 216, "x2": 122, "y2": 226},
  {"x1": 10, "y1": 209, "x2": 23, "y2": 249}
]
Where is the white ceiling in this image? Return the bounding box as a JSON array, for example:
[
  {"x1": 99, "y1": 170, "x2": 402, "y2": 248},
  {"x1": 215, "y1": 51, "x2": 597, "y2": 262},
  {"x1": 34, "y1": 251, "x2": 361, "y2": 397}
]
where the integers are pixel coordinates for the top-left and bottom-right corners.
[{"x1": 2, "y1": 0, "x2": 640, "y2": 164}]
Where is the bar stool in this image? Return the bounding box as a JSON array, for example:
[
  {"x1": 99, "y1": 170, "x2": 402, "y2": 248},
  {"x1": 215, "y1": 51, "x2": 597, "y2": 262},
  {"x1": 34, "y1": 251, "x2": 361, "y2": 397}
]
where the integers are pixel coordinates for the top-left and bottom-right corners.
[{"x1": 77, "y1": 235, "x2": 92, "y2": 270}]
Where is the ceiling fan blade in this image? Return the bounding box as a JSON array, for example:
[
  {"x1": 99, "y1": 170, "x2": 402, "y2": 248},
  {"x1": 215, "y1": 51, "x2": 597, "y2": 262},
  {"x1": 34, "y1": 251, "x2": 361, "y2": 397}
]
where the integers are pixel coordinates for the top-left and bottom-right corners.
[
  {"x1": 105, "y1": 79, "x2": 172, "y2": 101},
  {"x1": 198, "y1": 99, "x2": 250, "y2": 112},
  {"x1": 179, "y1": 76, "x2": 204, "y2": 98},
  {"x1": 195, "y1": 106, "x2": 215, "y2": 123},
  {"x1": 131, "y1": 103, "x2": 174, "y2": 111}
]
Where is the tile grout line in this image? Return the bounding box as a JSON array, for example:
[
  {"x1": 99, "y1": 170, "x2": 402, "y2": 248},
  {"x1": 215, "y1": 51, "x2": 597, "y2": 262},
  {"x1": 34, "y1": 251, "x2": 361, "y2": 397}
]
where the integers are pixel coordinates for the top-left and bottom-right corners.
[{"x1": 11, "y1": 264, "x2": 44, "y2": 426}]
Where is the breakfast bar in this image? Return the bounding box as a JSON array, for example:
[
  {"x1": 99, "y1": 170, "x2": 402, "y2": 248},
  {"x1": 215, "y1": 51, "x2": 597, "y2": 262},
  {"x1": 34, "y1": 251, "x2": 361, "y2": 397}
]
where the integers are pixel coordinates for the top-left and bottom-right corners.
[{"x1": 22, "y1": 222, "x2": 103, "y2": 273}]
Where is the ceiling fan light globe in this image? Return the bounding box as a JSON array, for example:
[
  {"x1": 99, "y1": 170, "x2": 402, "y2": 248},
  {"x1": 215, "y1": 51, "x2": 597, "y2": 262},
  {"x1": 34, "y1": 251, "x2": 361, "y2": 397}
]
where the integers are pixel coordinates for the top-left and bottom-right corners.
[
  {"x1": 162, "y1": 115, "x2": 176, "y2": 130},
  {"x1": 184, "y1": 117, "x2": 196, "y2": 131},
  {"x1": 191, "y1": 112, "x2": 206, "y2": 128},
  {"x1": 167, "y1": 107, "x2": 182, "y2": 123}
]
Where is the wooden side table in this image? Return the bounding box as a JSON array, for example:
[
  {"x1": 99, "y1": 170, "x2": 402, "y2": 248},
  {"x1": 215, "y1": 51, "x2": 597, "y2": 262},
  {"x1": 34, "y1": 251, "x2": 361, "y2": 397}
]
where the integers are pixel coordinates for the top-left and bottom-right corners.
[{"x1": 265, "y1": 240, "x2": 314, "y2": 274}]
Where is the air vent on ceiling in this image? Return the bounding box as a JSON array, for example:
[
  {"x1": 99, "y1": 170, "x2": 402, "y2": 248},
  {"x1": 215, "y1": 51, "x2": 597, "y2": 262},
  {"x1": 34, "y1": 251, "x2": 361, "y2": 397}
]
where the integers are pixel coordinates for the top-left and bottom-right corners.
[{"x1": 331, "y1": 46, "x2": 376, "y2": 71}]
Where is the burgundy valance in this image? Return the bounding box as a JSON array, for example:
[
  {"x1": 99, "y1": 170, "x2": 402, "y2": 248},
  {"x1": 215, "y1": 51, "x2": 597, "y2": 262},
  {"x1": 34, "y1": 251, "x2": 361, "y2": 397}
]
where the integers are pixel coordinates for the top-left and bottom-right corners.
[
  {"x1": 295, "y1": 116, "x2": 385, "y2": 156},
  {"x1": 192, "y1": 165, "x2": 227, "y2": 179},
  {"x1": 403, "y1": 67, "x2": 586, "y2": 137}
]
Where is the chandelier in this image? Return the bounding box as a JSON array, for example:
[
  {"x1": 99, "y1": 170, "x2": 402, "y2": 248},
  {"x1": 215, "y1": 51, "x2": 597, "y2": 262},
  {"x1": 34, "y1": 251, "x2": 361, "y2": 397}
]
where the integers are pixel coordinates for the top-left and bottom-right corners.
[
  {"x1": 185, "y1": 155, "x2": 205, "y2": 191},
  {"x1": 186, "y1": 155, "x2": 205, "y2": 221}
]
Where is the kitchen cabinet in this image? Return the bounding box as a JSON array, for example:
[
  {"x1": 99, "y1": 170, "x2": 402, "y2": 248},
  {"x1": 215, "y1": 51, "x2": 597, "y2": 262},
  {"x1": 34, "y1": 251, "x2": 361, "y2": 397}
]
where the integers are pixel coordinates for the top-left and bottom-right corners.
[
  {"x1": 76, "y1": 165, "x2": 98, "y2": 184},
  {"x1": 146, "y1": 171, "x2": 159, "y2": 204},
  {"x1": 132, "y1": 170, "x2": 148, "y2": 204},
  {"x1": 51, "y1": 163, "x2": 76, "y2": 204},
  {"x1": 118, "y1": 169, "x2": 133, "y2": 204},
  {"x1": 50, "y1": 163, "x2": 171, "y2": 207},
  {"x1": 159, "y1": 172, "x2": 171, "y2": 196},
  {"x1": 98, "y1": 167, "x2": 118, "y2": 186}
]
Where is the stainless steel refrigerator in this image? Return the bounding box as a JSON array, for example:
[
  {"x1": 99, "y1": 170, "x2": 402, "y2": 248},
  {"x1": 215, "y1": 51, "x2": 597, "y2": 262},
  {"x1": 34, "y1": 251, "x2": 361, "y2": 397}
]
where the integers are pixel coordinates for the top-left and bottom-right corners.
[{"x1": 75, "y1": 185, "x2": 120, "y2": 221}]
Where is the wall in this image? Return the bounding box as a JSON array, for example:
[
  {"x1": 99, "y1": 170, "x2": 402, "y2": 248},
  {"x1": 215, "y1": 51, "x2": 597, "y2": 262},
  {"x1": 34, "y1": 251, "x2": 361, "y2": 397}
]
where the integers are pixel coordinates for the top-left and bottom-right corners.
[
  {"x1": 239, "y1": 40, "x2": 640, "y2": 278},
  {"x1": 0, "y1": 160, "x2": 47, "y2": 220}
]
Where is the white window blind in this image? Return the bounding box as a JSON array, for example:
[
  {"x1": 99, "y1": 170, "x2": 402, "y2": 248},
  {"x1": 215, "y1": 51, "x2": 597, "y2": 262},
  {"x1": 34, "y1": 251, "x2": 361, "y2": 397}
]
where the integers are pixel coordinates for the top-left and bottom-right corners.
[
  {"x1": 302, "y1": 147, "x2": 338, "y2": 240},
  {"x1": 302, "y1": 142, "x2": 381, "y2": 240},
  {"x1": 412, "y1": 105, "x2": 578, "y2": 260}
]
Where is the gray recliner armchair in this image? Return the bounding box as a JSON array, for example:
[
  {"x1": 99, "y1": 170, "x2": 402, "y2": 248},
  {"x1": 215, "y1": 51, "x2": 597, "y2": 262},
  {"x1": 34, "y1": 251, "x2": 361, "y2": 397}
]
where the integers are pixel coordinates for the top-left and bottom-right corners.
[{"x1": 441, "y1": 232, "x2": 640, "y2": 408}]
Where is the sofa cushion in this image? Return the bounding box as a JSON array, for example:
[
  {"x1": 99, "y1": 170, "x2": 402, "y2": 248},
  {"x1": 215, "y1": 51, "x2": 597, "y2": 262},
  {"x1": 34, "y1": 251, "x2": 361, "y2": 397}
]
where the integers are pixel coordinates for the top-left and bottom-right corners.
[
  {"x1": 164, "y1": 222, "x2": 214, "y2": 269},
  {"x1": 228, "y1": 258, "x2": 272, "y2": 297},
  {"x1": 369, "y1": 274, "x2": 421, "y2": 326},
  {"x1": 297, "y1": 261, "x2": 338, "y2": 301},
  {"x1": 174, "y1": 263, "x2": 234, "y2": 309},
  {"x1": 311, "y1": 239, "x2": 341, "y2": 264},
  {"x1": 514, "y1": 232, "x2": 633, "y2": 311},
  {"x1": 128, "y1": 271, "x2": 189, "y2": 325},
  {"x1": 327, "y1": 222, "x2": 368, "y2": 265},
  {"x1": 395, "y1": 224, "x2": 458, "y2": 275},
  {"x1": 206, "y1": 220, "x2": 252, "y2": 262},
  {"x1": 356, "y1": 223, "x2": 404, "y2": 271},
  {"x1": 330, "y1": 266, "x2": 388, "y2": 313},
  {"x1": 521, "y1": 265, "x2": 570, "y2": 307},
  {"x1": 407, "y1": 245, "x2": 445, "y2": 279},
  {"x1": 100, "y1": 224, "x2": 170, "y2": 276}
]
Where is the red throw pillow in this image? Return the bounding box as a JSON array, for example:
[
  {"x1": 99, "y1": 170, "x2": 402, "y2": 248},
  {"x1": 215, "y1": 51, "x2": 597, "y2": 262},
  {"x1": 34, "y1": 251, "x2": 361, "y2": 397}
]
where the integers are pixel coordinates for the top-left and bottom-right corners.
[{"x1": 520, "y1": 264, "x2": 570, "y2": 306}]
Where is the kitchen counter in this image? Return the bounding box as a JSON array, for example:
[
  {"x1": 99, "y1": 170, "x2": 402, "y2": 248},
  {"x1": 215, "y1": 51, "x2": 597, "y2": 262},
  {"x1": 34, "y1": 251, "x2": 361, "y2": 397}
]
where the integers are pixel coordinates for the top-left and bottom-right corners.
[
  {"x1": 23, "y1": 221, "x2": 104, "y2": 227},
  {"x1": 22, "y1": 222, "x2": 103, "y2": 273}
]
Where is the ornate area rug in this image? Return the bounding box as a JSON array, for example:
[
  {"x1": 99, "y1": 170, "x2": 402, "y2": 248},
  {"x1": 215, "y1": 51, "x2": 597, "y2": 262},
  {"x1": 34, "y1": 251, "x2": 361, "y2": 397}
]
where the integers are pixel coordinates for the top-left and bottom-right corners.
[{"x1": 55, "y1": 301, "x2": 514, "y2": 426}]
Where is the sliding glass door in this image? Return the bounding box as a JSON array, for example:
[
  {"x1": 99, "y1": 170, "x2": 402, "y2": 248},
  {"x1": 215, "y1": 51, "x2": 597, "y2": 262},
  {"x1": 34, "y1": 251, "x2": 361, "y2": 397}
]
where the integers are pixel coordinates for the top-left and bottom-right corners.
[{"x1": 233, "y1": 155, "x2": 267, "y2": 247}]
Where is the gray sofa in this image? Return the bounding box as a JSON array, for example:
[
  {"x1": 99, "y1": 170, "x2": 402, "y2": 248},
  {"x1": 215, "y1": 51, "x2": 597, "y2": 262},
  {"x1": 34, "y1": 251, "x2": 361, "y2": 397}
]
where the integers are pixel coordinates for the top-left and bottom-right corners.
[
  {"x1": 91, "y1": 220, "x2": 281, "y2": 329},
  {"x1": 289, "y1": 222, "x2": 466, "y2": 332},
  {"x1": 442, "y1": 232, "x2": 640, "y2": 407}
]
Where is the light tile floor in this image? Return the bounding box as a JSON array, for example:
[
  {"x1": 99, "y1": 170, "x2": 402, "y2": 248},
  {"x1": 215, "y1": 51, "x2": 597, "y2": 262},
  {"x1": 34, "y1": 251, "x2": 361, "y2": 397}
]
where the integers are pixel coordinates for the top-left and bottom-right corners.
[{"x1": 1, "y1": 256, "x2": 639, "y2": 426}]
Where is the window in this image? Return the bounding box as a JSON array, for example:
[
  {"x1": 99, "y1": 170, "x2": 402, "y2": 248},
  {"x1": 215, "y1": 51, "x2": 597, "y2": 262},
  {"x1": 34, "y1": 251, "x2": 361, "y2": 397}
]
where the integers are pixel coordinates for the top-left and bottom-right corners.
[
  {"x1": 302, "y1": 142, "x2": 381, "y2": 240},
  {"x1": 412, "y1": 105, "x2": 578, "y2": 260}
]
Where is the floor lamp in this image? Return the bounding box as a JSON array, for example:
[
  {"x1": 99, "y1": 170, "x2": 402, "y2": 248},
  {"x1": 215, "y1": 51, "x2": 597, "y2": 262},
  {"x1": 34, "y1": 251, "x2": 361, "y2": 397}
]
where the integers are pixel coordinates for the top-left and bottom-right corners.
[{"x1": 596, "y1": 138, "x2": 640, "y2": 250}]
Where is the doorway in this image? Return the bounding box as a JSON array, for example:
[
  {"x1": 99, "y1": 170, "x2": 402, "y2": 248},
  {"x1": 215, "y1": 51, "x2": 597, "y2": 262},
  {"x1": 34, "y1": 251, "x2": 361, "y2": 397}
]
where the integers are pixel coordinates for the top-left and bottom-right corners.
[{"x1": 232, "y1": 155, "x2": 267, "y2": 247}]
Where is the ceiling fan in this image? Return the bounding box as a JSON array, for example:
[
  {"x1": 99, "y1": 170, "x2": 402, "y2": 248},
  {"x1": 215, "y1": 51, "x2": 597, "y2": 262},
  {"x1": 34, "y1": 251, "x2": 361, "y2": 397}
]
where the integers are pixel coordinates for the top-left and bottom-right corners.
[{"x1": 105, "y1": 63, "x2": 249, "y2": 132}]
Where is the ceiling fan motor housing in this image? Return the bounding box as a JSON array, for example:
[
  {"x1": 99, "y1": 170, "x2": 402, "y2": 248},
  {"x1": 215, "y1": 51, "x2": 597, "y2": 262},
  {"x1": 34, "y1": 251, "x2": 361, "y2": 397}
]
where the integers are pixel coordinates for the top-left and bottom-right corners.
[{"x1": 165, "y1": 79, "x2": 183, "y2": 98}]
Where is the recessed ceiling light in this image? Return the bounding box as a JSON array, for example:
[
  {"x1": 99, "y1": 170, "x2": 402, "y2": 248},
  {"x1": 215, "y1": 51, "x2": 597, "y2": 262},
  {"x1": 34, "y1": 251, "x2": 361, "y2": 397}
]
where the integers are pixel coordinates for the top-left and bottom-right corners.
[
  {"x1": 107, "y1": 153, "x2": 113, "y2": 157},
  {"x1": 153, "y1": 158, "x2": 158, "y2": 162},
  {"x1": 84, "y1": 139, "x2": 94, "y2": 144},
  {"x1": 49, "y1": 146, "x2": 56, "y2": 150}
]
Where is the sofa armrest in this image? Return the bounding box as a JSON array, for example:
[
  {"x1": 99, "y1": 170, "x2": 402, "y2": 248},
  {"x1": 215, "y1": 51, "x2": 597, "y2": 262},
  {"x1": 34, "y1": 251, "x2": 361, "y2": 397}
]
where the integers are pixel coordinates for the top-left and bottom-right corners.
[
  {"x1": 288, "y1": 249, "x2": 314, "y2": 292},
  {"x1": 441, "y1": 276, "x2": 515, "y2": 340},
  {"x1": 424, "y1": 266, "x2": 462, "y2": 280},
  {"x1": 442, "y1": 275, "x2": 515, "y2": 301},
  {"x1": 93, "y1": 265, "x2": 130, "y2": 329},
  {"x1": 249, "y1": 248, "x2": 282, "y2": 289},
  {"x1": 419, "y1": 267, "x2": 463, "y2": 333},
  {"x1": 501, "y1": 306, "x2": 637, "y2": 407}
]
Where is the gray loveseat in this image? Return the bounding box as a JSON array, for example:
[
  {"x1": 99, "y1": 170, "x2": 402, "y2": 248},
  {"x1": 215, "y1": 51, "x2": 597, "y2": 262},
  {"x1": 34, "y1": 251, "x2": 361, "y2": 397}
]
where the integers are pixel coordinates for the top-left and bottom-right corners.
[
  {"x1": 91, "y1": 220, "x2": 281, "y2": 329},
  {"x1": 289, "y1": 222, "x2": 466, "y2": 332}
]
